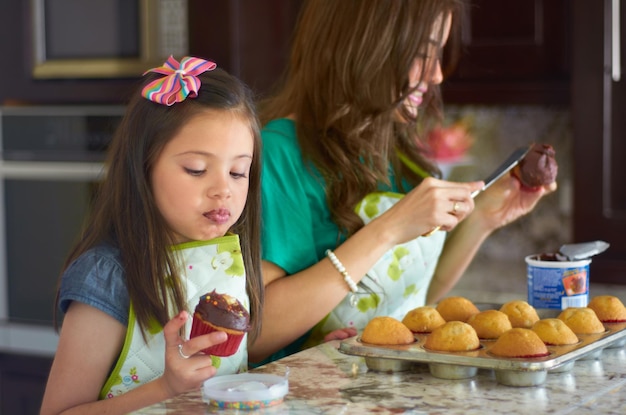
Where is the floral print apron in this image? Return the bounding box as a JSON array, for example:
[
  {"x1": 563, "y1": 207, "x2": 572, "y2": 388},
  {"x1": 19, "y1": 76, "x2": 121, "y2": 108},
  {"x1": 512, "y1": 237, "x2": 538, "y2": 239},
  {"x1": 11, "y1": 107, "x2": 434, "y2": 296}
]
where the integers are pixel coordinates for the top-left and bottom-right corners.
[
  {"x1": 306, "y1": 192, "x2": 446, "y2": 347},
  {"x1": 100, "y1": 235, "x2": 249, "y2": 399}
]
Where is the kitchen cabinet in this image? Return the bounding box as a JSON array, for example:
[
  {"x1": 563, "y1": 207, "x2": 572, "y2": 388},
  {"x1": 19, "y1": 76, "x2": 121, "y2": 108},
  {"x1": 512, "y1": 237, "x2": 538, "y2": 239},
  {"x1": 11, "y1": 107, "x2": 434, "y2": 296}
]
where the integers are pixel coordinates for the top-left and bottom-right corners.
[
  {"x1": 189, "y1": 0, "x2": 570, "y2": 105},
  {"x1": 442, "y1": 0, "x2": 571, "y2": 105},
  {"x1": 571, "y1": 0, "x2": 626, "y2": 284},
  {"x1": 0, "y1": 0, "x2": 144, "y2": 104},
  {"x1": 1, "y1": 0, "x2": 570, "y2": 106},
  {"x1": 0, "y1": 353, "x2": 52, "y2": 415},
  {"x1": 187, "y1": 0, "x2": 304, "y2": 97}
]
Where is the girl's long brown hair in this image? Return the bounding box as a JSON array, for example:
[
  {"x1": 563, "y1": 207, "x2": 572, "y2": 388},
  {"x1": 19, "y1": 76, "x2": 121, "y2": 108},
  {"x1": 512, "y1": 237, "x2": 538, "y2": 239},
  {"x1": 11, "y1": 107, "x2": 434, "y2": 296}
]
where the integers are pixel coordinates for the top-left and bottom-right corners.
[
  {"x1": 56, "y1": 68, "x2": 264, "y2": 341},
  {"x1": 260, "y1": 0, "x2": 465, "y2": 236}
]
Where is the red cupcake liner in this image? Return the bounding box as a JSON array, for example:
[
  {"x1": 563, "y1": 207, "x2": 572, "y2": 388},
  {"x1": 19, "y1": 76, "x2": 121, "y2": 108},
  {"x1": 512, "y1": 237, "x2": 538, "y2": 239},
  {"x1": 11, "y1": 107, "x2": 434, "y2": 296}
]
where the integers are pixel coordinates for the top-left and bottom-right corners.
[{"x1": 190, "y1": 317, "x2": 245, "y2": 357}]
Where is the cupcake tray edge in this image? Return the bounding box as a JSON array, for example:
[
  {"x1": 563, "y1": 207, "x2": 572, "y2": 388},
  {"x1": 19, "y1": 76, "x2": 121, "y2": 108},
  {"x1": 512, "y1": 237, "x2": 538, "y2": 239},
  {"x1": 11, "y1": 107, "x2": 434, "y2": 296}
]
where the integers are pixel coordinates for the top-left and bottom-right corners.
[{"x1": 338, "y1": 321, "x2": 626, "y2": 373}]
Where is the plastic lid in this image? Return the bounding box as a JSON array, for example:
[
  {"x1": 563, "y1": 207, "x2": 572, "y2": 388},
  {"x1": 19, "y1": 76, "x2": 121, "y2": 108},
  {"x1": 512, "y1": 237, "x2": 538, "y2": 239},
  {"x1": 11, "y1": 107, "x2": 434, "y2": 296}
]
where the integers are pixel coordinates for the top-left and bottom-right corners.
[
  {"x1": 202, "y1": 372, "x2": 289, "y2": 410},
  {"x1": 559, "y1": 240, "x2": 610, "y2": 261}
]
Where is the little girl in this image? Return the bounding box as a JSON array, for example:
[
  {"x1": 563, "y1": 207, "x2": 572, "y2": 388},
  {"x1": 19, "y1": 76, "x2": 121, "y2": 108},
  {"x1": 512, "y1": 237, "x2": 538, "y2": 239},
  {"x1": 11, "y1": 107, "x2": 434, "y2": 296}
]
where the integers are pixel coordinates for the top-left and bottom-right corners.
[{"x1": 40, "y1": 56, "x2": 263, "y2": 415}]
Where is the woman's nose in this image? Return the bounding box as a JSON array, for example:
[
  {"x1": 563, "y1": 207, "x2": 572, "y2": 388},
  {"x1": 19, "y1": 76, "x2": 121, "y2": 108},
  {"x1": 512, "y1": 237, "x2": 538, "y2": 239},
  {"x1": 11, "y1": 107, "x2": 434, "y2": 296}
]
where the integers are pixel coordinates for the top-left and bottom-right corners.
[{"x1": 430, "y1": 61, "x2": 444, "y2": 85}]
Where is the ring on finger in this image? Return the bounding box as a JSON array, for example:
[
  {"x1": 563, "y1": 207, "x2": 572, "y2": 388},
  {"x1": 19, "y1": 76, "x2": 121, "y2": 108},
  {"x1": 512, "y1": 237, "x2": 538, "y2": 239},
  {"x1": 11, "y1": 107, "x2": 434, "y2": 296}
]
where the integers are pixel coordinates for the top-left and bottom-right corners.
[
  {"x1": 178, "y1": 343, "x2": 191, "y2": 359},
  {"x1": 452, "y1": 201, "x2": 461, "y2": 214}
]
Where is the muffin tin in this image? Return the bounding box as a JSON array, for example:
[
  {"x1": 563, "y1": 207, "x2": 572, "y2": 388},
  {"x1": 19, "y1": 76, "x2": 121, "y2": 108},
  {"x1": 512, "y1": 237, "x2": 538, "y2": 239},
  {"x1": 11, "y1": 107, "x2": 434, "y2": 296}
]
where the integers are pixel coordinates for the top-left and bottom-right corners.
[{"x1": 339, "y1": 309, "x2": 626, "y2": 387}]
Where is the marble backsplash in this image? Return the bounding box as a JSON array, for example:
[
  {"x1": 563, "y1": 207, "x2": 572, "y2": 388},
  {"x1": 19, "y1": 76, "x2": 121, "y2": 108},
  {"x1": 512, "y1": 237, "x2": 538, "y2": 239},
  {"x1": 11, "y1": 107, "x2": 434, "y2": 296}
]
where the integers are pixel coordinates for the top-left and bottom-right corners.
[{"x1": 440, "y1": 105, "x2": 573, "y2": 293}]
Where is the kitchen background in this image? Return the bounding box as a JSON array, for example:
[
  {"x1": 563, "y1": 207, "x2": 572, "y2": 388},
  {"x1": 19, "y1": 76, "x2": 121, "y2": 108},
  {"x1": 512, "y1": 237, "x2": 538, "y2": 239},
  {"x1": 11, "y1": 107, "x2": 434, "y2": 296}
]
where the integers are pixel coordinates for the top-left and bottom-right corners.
[
  {"x1": 443, "y1": 105, "x2": 572, "y2": 295},
  {"x1": 0, "y1": 0, "x2": 624, "y2": 414}
]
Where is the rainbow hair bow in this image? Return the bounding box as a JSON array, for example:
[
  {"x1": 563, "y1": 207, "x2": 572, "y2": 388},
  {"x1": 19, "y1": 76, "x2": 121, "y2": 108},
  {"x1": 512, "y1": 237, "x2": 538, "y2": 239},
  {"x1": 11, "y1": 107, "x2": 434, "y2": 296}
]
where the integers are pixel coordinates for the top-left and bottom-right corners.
[{"x1": 142, "y1": 56, "x2": 217, "y2": 106}]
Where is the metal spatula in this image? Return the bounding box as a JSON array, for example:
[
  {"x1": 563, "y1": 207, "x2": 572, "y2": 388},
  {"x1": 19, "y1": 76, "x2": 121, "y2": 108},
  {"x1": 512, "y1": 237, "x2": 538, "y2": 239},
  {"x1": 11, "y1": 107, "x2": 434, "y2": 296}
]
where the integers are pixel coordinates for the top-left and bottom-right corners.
[{"x1": 471, "y1": 145, "x2": 532, "y2": 198}]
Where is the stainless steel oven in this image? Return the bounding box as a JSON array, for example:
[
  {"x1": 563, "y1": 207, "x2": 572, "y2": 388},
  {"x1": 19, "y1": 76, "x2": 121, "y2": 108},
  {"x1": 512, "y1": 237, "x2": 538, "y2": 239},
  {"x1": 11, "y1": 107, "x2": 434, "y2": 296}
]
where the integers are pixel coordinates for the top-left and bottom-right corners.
[{"x1": 0, "y1": 106, "x2": 124, "y2": 356}]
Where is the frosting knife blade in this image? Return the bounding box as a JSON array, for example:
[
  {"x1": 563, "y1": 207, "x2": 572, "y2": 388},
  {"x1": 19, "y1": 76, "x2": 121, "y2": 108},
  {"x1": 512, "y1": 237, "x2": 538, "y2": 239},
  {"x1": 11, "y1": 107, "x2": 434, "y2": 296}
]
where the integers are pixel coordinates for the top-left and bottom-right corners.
[{"x1": 471, "y1": 145, "x2": 532, "y2": 198}]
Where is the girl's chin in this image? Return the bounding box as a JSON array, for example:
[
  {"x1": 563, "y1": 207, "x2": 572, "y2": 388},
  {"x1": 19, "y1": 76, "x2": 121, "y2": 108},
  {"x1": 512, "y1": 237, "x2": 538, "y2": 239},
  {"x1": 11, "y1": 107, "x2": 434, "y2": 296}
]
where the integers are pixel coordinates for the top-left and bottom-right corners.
[
  {"x1": 172, "y1": 230, "x2": 229, "y2": 244},
  {"x1": 201, "y1": 226, "x2": 233, "y2": 241}
]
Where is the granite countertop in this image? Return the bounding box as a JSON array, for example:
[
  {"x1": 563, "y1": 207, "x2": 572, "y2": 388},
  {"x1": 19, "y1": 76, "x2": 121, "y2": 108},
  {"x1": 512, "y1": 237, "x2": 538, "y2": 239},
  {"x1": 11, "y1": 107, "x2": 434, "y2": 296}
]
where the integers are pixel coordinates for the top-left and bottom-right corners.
[{"x1": 132, "y1": 305, "x2": 626, "y2": 415}]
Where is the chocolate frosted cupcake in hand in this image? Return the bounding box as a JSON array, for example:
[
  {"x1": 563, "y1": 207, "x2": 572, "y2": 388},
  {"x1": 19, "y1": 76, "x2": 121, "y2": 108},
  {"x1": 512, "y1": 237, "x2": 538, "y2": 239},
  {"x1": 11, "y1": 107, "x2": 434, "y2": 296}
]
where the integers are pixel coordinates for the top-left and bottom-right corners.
[
  {"x1": 512, "y1": 143, "x2": 558, "y2": 190},
  {"x1": 190, "y1": 290, "x2": 250, "y2": 356}
]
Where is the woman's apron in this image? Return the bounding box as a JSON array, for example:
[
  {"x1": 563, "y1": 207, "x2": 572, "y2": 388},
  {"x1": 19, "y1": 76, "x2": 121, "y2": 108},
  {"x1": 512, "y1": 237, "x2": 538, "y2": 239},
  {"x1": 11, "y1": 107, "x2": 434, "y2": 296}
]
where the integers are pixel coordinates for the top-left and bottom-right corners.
[
  {"x1": 306, "y1": 192, "x2": 446, "y2": 347},
  {"x1": 100, "y1": 235, "x2": 249, "y2": 399}
]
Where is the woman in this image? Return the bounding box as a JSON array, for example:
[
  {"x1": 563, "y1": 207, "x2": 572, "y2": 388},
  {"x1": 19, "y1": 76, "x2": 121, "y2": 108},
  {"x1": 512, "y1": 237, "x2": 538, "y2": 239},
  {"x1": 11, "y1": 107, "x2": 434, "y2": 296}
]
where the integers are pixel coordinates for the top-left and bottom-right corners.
[{"x1": 249, "y1": 0, "x2": 555, "y2": 363}]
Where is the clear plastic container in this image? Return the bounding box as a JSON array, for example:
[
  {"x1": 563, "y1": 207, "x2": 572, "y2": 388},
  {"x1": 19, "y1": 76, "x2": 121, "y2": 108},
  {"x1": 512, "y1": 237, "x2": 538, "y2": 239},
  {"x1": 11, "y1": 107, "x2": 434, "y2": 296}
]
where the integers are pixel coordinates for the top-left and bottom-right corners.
[{"x1": 202, "y1": 372, "x2": 289, "y2": 410}]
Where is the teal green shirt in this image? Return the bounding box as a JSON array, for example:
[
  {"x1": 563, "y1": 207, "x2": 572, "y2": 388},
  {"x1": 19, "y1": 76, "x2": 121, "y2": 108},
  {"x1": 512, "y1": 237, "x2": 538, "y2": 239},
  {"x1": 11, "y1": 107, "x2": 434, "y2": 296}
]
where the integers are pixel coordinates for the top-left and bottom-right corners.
[
  {"x1": 259, "y1": 118, "x2": 409, "y2": 362},
  {"x1": 260, "y1": 118, "x2": 340, "y2": 274},
  {"x1": 260, "y1": 118, "x2": 406, "y2": 273}
]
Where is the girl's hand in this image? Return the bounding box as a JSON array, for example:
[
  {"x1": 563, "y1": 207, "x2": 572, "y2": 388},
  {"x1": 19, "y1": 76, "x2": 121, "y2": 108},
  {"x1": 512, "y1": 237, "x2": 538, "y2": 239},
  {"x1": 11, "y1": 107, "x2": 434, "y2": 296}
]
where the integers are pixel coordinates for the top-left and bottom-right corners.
[
  {"x1": 380, "y1": 177, "x2": 484, "y2": 244},
  {"x1": 474, "y1": 172, "x2": 557, "y2": 231},
  {"x1": 160, "y1": 311, "x2": 227, "y2": 398},
  {"x1": 323, "y1": 327, "x2": 358, "y2": 342}
]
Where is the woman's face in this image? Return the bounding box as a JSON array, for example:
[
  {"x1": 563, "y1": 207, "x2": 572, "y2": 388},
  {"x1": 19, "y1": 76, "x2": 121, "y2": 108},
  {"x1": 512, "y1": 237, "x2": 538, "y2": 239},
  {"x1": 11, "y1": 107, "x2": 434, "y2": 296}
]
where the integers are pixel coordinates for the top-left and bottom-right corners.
[
  {"x1": 403, "y1": 12, "x2": 452, "y2": 118},
  {"x1": 151, "y1": 110, "x2": 254, "y2": 244}
]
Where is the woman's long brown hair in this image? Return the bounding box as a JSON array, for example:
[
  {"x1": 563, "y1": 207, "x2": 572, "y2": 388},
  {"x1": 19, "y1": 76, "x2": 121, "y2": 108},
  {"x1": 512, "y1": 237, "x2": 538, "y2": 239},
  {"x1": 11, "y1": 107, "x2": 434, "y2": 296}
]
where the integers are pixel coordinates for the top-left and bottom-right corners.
[
  {"x1": 55, "y1": 68, "x2": 264, "y2": 342},
  {"x1": 260, "y1": 0, "x2": 465, "y2": 236}
]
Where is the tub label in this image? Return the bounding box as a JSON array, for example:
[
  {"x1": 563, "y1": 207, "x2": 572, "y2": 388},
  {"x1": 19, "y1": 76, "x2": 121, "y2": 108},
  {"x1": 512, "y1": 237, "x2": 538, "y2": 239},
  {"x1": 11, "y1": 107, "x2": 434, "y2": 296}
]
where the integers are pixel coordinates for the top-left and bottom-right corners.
[{"x1": 527, "y1": 265, "x2": 589, "y2": 309}]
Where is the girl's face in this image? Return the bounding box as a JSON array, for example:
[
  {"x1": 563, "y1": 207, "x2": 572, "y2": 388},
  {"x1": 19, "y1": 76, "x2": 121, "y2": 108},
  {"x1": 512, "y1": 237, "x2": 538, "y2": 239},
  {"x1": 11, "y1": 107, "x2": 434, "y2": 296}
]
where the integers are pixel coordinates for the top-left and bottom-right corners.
[
  {"x1": 151, "y1": 110, "x2": 254, "y2": 244},
  {"x1": 404, "y1": 12, "x2": 452, "y2": 118}
]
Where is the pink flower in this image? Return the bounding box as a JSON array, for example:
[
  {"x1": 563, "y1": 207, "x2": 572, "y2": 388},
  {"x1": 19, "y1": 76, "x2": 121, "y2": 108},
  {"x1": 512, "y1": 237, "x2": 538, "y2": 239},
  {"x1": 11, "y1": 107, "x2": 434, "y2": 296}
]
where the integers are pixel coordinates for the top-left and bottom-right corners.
[{"x1": 427, "y1": 121, "x2": 473, "y2": 162}]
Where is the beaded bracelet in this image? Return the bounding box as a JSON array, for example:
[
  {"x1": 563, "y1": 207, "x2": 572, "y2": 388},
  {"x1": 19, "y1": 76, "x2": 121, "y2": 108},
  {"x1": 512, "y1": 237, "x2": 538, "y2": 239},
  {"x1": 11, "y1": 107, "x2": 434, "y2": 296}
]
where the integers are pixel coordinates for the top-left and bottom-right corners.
[{"x1": 325, "y1": 249, "x2": 358, "y2": 307}]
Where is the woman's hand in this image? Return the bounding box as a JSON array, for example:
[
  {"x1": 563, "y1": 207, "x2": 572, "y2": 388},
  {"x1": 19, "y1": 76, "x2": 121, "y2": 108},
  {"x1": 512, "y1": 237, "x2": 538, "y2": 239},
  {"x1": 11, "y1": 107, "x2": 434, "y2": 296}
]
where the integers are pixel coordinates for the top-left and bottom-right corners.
[
  {"x1": 159, "y1": 311, "x2": 227, "y2": 398},
  {"x1": 474, "y1": 172, "x2": 557, "y2": 231},
  {"x1": 378, "y1": 177, "x2": 484, "y2": 244},
  {"x1": 323, "y1": 327, "x2": 358, "y2": 342}
]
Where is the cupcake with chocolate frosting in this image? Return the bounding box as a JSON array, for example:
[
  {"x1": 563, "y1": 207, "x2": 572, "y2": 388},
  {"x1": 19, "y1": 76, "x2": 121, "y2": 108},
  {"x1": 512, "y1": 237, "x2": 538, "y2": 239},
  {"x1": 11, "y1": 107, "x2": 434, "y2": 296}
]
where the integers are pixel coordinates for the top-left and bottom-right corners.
[
  {"x1": 513, "y1": 143, "x2": 558, "y2": 189},
  {"x1": 190, "y1": 290, "x2": 250, "y2": 356}
]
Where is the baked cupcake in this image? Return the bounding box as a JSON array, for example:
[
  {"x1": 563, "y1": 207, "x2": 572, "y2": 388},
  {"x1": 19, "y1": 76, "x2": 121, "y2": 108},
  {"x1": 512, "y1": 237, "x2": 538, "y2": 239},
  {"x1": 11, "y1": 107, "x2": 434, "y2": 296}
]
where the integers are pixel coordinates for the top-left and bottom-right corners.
[
  {"x1": 587, "y1": 296, "x2": 626, "y2": 323},
  {"x1": 531, "y1": 318, "x2": 579, "y2": 346},
  {"x1": 190, "y1": 290, "x2": 250, "y2": 356},
  {"x1": 499, "y1": 300, "x2": 540, "y2": 328},
  {"x1": 489, "y1": 328, "x2": 550, "y2": 358},
  {"x1": 402, "y1": 306, "x2": 446, "y2": 333},
  {"x1": 424, "y1": 321, "x2": 480, "y2": 352},
  {"x1": 436, "y1": 296, "x2": 480, "y2": 322},
  {"x1": 512, "y1": 143, "x2": 558, "y2": 190},
  {"x1": 467, "y1": 310, "x2": 513, "y2": 339},
  {"x1": 361, "y1": 316, "x2": 415, "y2": 345},
  {"x1": 557, "y1": 307, "x2": 605, "y2": 335}
]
